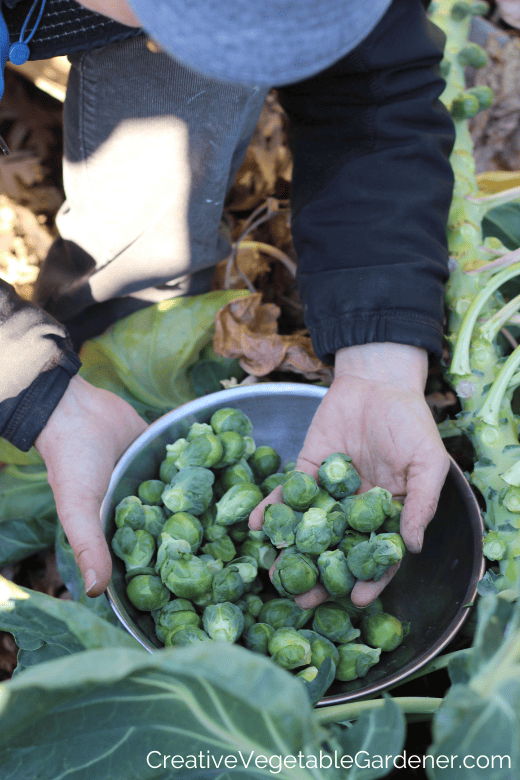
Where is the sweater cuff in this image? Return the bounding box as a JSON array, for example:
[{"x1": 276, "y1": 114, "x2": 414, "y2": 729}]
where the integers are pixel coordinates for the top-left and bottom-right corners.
[{"x1": 0, "y1": 349, "x2": 81, "y2": 451}]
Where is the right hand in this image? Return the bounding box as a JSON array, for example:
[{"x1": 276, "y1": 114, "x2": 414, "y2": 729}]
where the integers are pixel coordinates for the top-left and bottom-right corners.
[{"x1": 35, "y1": 375, "x2": 147, "y2": 596}]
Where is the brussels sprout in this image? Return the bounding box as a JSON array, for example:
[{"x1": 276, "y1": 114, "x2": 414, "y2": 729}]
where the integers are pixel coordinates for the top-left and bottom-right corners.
[
  {"x1": 210, "y1": 407, "x2": 253, "y2": 437},
  {"x1": 296, "y1": 666, "x2": 319, "y2": 682},
  {"x1": 268, "y1": 627, "x2": 312, "y2": 670},
  {"x1": 227, "y1": 555, "x2": 258, "y2": 586},
  {"x1": 163, "y1": 512, "x2": 203, "y2": 554},
  {"x1": 346, "y1": 534, "x2": 404, "y2": 582},
  {"x1": 202, "y1": 535, "x2": 237, "y2": 562},
  {"x1": 318, "y1": 452, "x2": 361, "y2": 499},
  {"x1": 299, "y1": 629, "x2": 339, "y2": 669},
  {"x1": 261, "y1": 472, "x2": 286, "y2": 496},
  {"x1": 112, "y1": 526, "x2": 155, "y2": 571},
  {"x1": 262, "y1": 503, "x2": 299, "y2": 549},
  {"x1": 203, "y1": 521, "x2": 229, "y2": 542},
  {"x1": 337, "y1": 530, "x2": 369, "y2": 556},
  {"x1": 381, "y1": 499, "x2": 403, "y2": 533},
  {"x1": 221, "y1": 459, "x2": 255, "y2": 492},
  {"x1": 483, "y1": 531, "x2": 507, "y2": 561},
  {"x1": 317, "y1": 549, "x2": 355, "y2": 598},
  {"x1": 165, "y1": 438, "x2": 188, "y2": 463},
  {"x1": 375, "y1": 532, "x2": 406, "y2": 559},
  {"x1": 153, "y1": 599, "x2": 201, "y2": 642},
  {"x1": 237, "y1": 593, "x2": 263, "y2": 617},
  {"x1": 126, "y1": 574, "x2": 170, "y2": 612},
  {"x1": 272, "y1": 547, "x2": 319, "y2": 597},
  {"x1": 165, "y1": 626, "x2": 211, "y2": 646},
  {"x1": 187, "y1": 422, "x2": 213, "y2": 441},
  {"x1": 361, "y1": 613, "x2": 404, "y2": 652},
  {"x1": 242, "y1": 436, "x2": 256, "y2": 457},
  {"x1": 245, "y1": 622, "x2": 274, "y2": 654},
  {"x1": 328, "y1": 510, "x2": 349, "y2": 547},
  {"x1": 203, "y1": 602, "x2": 245, "y2": 642},
  {"x1": 341, "y1": 486, "x2": 393, "y2": 533},
  {"x1": 142, "y1": 505, "x2": 166, "y2": 539},
  {"x1": 175, "y1": 433, "x2": 224, "y2": 470},
  {"x1": 249, "y1": 446, "x2": 281, "y2": 480},
  {"x1": 312, "y1": 603, "x2": 360, "y2": 644},
  {"x1": 229, "y1": 521, "x2": 250, "y2": 543},
  {"x1": 212, "y1": 566, "x2": 246, "y2": 603},
  {"x1": 241, "y1": 610, "x2": 256, "y2": 635},
  {"x1": 199, "y1": 554, "x2": 224, "y2": 576},
  {"x1": 295, "y1": 508, "x2": 332, "y2": 555},
  {"x1": 159, "y1": 455, "x2": 179, "y2": 484},
  {"x1": 333, "y1": 595, "x2": 384, "y2": 625},
  {"x1": 283, "y1": 461, "x2": 297, "y2": 474},
  {"x1": 282, "y1": 471, "x2": 319, "y2": 511},
  {"x1": 156, "y1": 533, "x2": 213, "y2": 599},
  {"x1": 240, "y1": 536, "x2": 277, "y2": 570},
  {"x1": 161, "y1": 466, "x2": 215, "y2": 516},
  {"x1": 136, "y1": 479, "x2": 165, "y2": 506},
  {"x1": 335, "y1": 643, "x2": 381, "y2": 681},
  {"x1": 215, "y1": 483, "x2": 263, "y2": 525},
  {"x1": 311, "y1": 488, "x2": 342, "y2": 514},
  {"x1": 214, "y1": 431, "x2": 246, "y2": 468},
  {"x1": 258, "y1": 599, "x2": 314, "y2": 630},
  {"x1": 114, "y1": 495, "x2": 146, "y2": 530}
]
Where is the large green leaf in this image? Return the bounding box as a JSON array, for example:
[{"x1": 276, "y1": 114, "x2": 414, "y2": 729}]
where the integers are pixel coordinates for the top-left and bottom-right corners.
[
  {"x1": 0, "y1": 575, "x2": 137, "y2": 673},
  {"x1": 482, "y1": 203, "x2": 520, "y2": 251},
  {"x1": 332, "y1": 697, "x2": 406, "y2": 780},
  {"x1": 80, "y1": 290, "x2": 248, "y2": 414},
  {"x1": 0, "y1": 465, "x2": 57, "y2": 566},
  {"x1": 427, "y1": 593, "x2": 520, "y2": 778},
  {"x1": 0, "y1": 643, "x2": 338, "y2": 780}
]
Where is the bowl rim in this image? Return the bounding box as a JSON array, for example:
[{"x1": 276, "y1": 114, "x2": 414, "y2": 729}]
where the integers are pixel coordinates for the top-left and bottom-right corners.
[{"x1": 102, "y1": 382, "x2": 485, "y2": 706}]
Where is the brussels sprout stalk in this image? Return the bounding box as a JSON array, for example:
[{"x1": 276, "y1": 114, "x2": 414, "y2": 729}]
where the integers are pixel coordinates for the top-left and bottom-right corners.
[{"x1": 429, "y1": 0, "x2": 520, "y2": 587}]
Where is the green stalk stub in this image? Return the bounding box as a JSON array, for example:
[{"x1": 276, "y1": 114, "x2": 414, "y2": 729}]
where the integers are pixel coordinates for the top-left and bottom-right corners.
[
  {"x1": 450, "y1": 261, "x2": 520, "y2": 377},
  {"x1": 477, "y1": 345, "x2": 520, "y2": 426}
]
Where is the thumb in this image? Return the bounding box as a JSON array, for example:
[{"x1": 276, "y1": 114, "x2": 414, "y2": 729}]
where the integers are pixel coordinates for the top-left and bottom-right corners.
[
  {"x1": 399, "y1": 456, "x2": 450, "y2": 554},
  {"x1": 49, "y1": 471, "x2": 113, "y2": 596}
]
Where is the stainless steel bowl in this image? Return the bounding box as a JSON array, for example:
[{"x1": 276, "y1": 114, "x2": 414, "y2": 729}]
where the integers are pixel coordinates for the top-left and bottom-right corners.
[{"x1": 102, "y1": 382, "x2": 485, "y2": 705}]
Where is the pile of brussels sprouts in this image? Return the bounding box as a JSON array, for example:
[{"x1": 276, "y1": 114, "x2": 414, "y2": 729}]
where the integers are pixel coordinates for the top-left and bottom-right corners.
[{"x1": 111, "y1": 406, "x2": 410, "y2": 692}]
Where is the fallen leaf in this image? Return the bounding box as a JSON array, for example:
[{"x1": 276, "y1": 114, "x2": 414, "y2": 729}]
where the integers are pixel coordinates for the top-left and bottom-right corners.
[{"x1": 214, "y1": 293, "x2": 333, "y2": 382}]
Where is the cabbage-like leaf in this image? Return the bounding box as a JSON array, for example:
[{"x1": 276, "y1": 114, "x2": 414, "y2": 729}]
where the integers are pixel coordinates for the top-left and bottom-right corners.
[
  {"x1": 0, "y1": 575, "x2": 137, "y2": 673},
  {"x1": 0, "y1": 643, "x2": 336, "y2": 780}
]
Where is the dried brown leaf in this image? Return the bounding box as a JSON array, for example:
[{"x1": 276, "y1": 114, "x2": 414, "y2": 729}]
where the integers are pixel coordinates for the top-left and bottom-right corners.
[
  {"x1": 470, "y1": 34, "x2": 520, "y2": 171},
  {"x1": 214, "y1": 293, "x2": 333, "y2": 381}
]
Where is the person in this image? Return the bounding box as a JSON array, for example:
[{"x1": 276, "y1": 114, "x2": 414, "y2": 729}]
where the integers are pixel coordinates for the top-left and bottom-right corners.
[{"x1": 0, "y1": 0, "x2": 454, "y2": 608}]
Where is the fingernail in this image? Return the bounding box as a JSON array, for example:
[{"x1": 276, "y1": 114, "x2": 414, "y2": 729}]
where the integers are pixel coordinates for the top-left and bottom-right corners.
[
  {"x1": 84, "y1": 569, "x2": 97, "y2": 594},
  {"x1": 415, "y1": 527, "x2": 425, "y2": 553}
]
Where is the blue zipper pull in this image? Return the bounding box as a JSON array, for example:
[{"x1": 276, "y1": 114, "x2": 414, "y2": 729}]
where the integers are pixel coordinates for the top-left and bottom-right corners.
[
  {"x1": 0, "y1": 4, "x2": 11, "y2": 154},
  {"x1": 0, "y1": 0, "x2": 48, "y2": 155}
]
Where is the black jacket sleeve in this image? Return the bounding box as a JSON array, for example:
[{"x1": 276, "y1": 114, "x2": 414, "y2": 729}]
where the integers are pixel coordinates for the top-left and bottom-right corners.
[
  {"x1": 277, "y1": 0, "x2": 455, "y2": 363},
  {"x1": 0, "y1": 280, "x2": 80, "y2": 451}
]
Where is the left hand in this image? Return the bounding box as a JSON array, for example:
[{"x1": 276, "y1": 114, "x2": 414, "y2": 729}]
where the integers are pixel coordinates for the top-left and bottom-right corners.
[{"x1": 249, "y1": 342, "x2": 450, "y2": 608}]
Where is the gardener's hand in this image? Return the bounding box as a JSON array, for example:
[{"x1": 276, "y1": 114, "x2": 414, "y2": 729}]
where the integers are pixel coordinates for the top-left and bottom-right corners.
[
  {"x1": 35, "y1": 375, "x2": 147, "y2": 597},
  {"x1": 249, "y1": 342, "x2": 450, "y2": 608}
]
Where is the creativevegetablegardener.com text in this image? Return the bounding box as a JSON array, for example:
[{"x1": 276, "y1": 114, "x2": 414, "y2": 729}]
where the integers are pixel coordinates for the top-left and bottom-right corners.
[{"x1": 146, "y1": 750, "x2": 512, "y2": 773}]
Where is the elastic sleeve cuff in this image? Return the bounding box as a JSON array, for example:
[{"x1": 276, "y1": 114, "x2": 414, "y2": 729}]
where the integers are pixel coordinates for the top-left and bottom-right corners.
[
  {"x1": 0, "y1": 348, "x2": 81, "y2": 451},
  {"x1": 309, "y1": 309, "x2": 443, "y2": 365}
]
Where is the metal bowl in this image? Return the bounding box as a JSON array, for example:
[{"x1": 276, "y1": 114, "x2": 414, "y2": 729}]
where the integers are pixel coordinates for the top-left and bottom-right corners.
[{"x1": 102, "y1": 382, "x2": 485, "y2": 706}]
